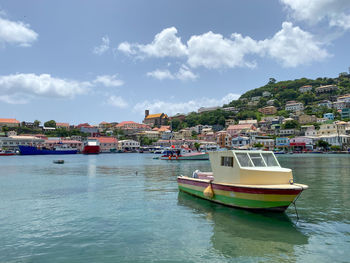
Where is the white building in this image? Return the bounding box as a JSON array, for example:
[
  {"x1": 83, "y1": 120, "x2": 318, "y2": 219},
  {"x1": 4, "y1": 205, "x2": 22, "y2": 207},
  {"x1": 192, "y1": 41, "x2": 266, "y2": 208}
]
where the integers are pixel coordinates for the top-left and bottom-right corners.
[
  {"x1": 118, "y1": 140, "x2": 140, "y2": 151},
  {"x1": 299, "y1": 85, "x2": 312, "y2": 93},
  {"x1": 262, "y1": 91, "x2": 271, "y2": 97},
  {"x1": 318, "y1": 100, "x2": 333, "y2": 108},
  {"x1": 0, "y1": 136, "x2": 44, "y2": 150},
  {"x1": 285, "y1": 101, "x2": 304, "y2": 112}
]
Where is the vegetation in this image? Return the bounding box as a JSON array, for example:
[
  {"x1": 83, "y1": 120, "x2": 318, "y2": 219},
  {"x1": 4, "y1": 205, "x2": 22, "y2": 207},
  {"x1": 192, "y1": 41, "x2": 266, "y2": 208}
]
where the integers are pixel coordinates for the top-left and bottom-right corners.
[{"x1": 44, "y1": 120, "x2": 56, "y2": 127}]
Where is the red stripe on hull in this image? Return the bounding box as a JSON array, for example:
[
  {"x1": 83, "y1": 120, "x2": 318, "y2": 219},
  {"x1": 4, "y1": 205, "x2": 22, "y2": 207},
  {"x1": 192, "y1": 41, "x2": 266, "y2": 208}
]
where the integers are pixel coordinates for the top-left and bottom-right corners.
[{"x1": 177, "y1": 177, "x2": 302, "y2": 195}]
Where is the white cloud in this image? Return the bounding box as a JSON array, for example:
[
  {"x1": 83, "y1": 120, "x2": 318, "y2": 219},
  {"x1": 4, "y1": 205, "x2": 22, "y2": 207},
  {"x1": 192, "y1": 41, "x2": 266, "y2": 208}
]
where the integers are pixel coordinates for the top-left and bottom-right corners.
[
  {"x1": 176, "y1": 65, "x2": 198, "y2": 81},
  {"x1": 281, "y1": 0, "x2": 350, "y2": 30},
  {"x1": 93, "y1": 35, "x2": 110, "y2": 55},
  {"x1": 147, "y1": 65, "x2": 198, "y2": 81},
  {"x1": 0, "y1": 16, "x2": 38, "y2": 46},
  {"x1": 117, "y1": 42, "x2": 135, "y2": 55},
  {"x1": 187, "y1": 32, "x2": 260, "y2": 69},
  {"x1": 0, "y1": 73, "x2": 91, "y2": 104},
  {"x1": 107, "y1": 95, "x2": 128, "y2": 108},
  {"x1": 260, "y1": 22, "x2": 330, "y2": 67},
  {"x1": 147, "y1": 69, "x2": 174, "y2": 80},
  {"x1": 133, "y1": 93, "x2": 240, "y2": 116},
  {"x1": 118, "y1": 27, "x2": 188, "y2": 58},
  {"x1": 94, "y1": 74, "x2": 124, "y2": 87},
  {"x1": 119, "y1": 24, "x2": 328, "y2": 69}
]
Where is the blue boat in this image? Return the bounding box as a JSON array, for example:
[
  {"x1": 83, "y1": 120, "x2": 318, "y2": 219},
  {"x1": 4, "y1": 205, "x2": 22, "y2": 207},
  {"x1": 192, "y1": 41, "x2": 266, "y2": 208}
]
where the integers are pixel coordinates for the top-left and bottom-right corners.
[{"x1": 18, "y1": 145, "x2": 78, "y2": 155}]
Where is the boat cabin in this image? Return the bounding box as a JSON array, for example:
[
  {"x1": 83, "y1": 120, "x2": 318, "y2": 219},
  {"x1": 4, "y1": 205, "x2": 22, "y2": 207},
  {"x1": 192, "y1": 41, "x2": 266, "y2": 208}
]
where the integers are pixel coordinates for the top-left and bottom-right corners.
[{"x1": 209, "y1": 150, "x2": 293, "y2": 185}]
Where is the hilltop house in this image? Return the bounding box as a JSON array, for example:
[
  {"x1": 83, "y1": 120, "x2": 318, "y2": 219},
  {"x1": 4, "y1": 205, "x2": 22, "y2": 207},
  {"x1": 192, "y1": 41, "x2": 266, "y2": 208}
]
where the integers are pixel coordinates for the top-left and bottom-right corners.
[
  {"x1": 0, "y1": 118, "x2": 20, "y2": 128},
  {"x1": 315, "y1": 85, "x2": 338, "y2": 93},
  {"x1": 299, "y1": 85, "x2": 312, "y2": 93},
  {"x1": 143, "y1": 110, "x2": 169, "y2": 128}
]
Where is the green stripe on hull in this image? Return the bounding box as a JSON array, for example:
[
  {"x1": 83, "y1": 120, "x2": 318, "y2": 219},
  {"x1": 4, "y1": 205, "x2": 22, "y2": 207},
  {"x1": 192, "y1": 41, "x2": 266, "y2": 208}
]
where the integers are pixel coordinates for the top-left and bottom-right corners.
[{"x1": 178, "y1": 185, "x2": 292, "y2": 209}]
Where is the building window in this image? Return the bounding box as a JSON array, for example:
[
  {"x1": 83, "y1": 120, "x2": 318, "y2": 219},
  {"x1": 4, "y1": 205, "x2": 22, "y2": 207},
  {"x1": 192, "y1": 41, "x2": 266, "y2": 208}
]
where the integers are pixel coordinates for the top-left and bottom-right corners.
[{"x1": 221, "y1": 156, "x2": 234, "y2": 167}]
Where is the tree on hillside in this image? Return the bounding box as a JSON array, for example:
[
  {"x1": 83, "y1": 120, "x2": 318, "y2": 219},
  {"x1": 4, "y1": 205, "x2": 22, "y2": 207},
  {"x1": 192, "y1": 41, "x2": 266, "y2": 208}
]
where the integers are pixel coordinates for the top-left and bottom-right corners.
[
  {"x1": 283, "y1": 120, "x2": 299, "y2": 129},
  {"x1": 44, "y1": 120, "x2": 56, "y2": 127},
  {"x1": 34, "y1": 120, "x2": 41, "y2": 127},
  {"x1": 268, "y1": 78, "x2": 276, "y2": 84}
]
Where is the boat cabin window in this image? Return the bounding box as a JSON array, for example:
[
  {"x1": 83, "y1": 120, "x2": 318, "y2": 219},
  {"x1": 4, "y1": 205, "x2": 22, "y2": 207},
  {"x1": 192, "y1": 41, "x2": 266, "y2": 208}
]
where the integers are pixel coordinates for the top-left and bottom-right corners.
[
  {"x1": 221, "y1": 156, "x2": 234, "y2": 167},
  {"x1": 261, "y1": 153, "x2": 279, "y2": 167},
  {"x1": 235, "y1": 153, "x2": 253, "y2": 167},
  {"x1": 235, "y1": 152, "x2": 280, "y2": 168}
]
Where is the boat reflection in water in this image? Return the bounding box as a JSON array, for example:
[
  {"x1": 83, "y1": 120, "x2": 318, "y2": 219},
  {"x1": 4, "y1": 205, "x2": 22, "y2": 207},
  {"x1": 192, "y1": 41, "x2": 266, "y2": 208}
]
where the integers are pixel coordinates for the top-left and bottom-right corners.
[{"x1": 177, "y1": 192, "x2": 308, "y2": 260}]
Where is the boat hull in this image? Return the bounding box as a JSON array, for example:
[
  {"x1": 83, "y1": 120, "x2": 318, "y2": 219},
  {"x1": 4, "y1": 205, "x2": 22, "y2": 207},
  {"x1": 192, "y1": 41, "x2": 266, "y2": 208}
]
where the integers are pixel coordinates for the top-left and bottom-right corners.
[
  {"x1": 83, "y1": 145, "x2": 100, "y2": 154},
  {"x1": 160, "y1": 153, "x2": 209, "y2": 160},
  {"x1": 177, "y1": 177, "x2": 304, "y2": 212},
  {"x1": 18, "y1": 145, "x2": 77, "y2": 155}
]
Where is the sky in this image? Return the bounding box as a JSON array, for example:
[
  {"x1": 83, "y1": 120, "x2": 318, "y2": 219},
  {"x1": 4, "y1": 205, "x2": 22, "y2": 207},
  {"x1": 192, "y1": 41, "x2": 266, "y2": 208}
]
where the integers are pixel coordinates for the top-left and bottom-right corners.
[{"x1": 1, "y1": 0, "x2": 350, "y2": 125}]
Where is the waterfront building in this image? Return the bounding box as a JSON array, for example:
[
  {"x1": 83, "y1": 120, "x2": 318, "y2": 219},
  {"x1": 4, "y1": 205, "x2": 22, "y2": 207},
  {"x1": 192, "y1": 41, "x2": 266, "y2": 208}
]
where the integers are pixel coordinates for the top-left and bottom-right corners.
[
  {"x1": 197, "y1": 132, "x2": 216, "y2": 142},
  {"x1": 318, "y1": 134, "x2": 350, "y2": 147},
  {"x1": 315, "y1": 85, "x2": 338, "y2": 93},
  {"x1": 290, "y1": 137, "x2": 314, "y2": 151},
  {"x1": 0, "y1": 136, "x2": 44, "y2": 150},
  {"x1": 324, "y1": 113, "x2": 334, "y2": 120},
  {"x1": 275, "y1": 137, "x2": 290, "y2": 148},
  {"x1": 161, "y1": 130, "x2": 172, "y2": 140},
  {"x1": 285, "y1": 101, "x2": 304, "y2": 112},
  {"x1": 258, "y1": 106, "x2": 277, "y2": 115},
  {"x1": 299, "y1": 85, "x2": 312, "y2": 93},
  {"x1": 0, "y1": 118, "x2": 20, "y2": 128},
  {"x1": 95, "y1": 137, "x2": 118, "y2": 153},
  {"x1": 118, "y1": 140, "x2": 140, "y2": 151}
]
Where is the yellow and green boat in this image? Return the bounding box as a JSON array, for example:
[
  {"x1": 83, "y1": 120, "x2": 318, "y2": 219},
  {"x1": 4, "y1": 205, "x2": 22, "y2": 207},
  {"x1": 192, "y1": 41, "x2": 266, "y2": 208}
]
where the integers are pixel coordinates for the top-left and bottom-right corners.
[{"x1": 177, "y1": 150, "x2": 308, "y2": 212}]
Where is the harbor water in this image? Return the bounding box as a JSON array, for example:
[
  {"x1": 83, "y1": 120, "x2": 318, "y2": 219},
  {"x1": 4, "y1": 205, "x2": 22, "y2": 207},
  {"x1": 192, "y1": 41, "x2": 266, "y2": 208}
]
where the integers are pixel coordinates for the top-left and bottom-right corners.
[{"x1": 0, "y1": 154, "x2": 349, "y2": 262}]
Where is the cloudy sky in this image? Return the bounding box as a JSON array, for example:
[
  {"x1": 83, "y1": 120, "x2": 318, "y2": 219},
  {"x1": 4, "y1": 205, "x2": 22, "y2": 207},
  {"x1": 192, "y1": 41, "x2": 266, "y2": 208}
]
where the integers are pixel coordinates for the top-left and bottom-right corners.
[{"x1": 1, "y1": 0, "x2": 350, "y2": 124}]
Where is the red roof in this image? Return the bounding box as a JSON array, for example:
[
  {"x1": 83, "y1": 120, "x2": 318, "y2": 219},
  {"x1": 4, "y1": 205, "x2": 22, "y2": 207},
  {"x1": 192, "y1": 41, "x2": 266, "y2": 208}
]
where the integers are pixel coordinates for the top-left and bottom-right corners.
[
  {"x1": 56, "y1": 122, "x2": 69, "y2": 127},
  {"x1": 0, "y1": 118, "x2": 20, "y2": 124},
  {"x1": 96, "y1": 137, "x2": 118, "y2": 143}
]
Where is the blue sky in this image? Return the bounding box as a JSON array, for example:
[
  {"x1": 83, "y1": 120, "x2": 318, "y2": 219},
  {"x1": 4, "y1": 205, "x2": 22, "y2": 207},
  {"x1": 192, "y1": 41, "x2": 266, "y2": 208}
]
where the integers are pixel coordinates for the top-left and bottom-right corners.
[{"x1": 1, "y1": 0, "x2": 350, "y2": 125}]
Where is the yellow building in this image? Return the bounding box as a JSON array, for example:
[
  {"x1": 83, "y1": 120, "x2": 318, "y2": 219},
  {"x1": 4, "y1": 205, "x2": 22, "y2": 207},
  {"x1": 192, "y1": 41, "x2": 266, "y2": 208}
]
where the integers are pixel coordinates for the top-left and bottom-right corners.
[{"x1": 143, "y1": 110, "x2": 169, "y2": 128}]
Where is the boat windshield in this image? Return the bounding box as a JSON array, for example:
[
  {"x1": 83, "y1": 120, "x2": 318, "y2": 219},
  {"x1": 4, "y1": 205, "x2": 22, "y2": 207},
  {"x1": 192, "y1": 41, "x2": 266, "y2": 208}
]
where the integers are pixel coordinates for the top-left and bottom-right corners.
[{"x1": 235, "y1": 152, "x2": 280, "y2": 168}]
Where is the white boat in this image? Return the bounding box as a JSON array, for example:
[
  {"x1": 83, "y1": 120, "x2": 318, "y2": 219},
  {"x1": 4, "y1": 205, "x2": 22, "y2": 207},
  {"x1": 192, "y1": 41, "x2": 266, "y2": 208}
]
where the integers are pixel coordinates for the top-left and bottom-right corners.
[{"x1": 160, "y1": 148, "x2": 209, "y2": 160}]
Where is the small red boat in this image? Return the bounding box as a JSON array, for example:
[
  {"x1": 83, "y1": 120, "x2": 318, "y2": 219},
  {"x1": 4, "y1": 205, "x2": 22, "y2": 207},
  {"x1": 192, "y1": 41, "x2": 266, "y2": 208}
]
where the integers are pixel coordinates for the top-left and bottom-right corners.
[
  {"x1": 83, "y1": 139, "x2": 100, "y2": 154},
  {"x1": 0, "y1": 150, "x2": 16, "y2": 156}
]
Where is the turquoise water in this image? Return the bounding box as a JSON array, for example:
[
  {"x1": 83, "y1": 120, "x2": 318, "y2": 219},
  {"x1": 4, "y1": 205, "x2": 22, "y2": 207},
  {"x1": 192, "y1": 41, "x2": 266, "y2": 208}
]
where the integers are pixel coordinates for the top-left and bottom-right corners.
[{"x1": 0, "y1": 154, "x2": 349, "y2": 262}]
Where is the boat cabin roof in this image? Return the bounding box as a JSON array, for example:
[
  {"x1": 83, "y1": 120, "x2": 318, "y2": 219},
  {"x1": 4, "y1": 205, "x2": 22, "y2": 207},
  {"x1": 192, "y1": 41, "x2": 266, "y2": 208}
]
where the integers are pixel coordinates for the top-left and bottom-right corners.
[{"x1": 211, "y1": 150, "x2": 281, "y2": 169}]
